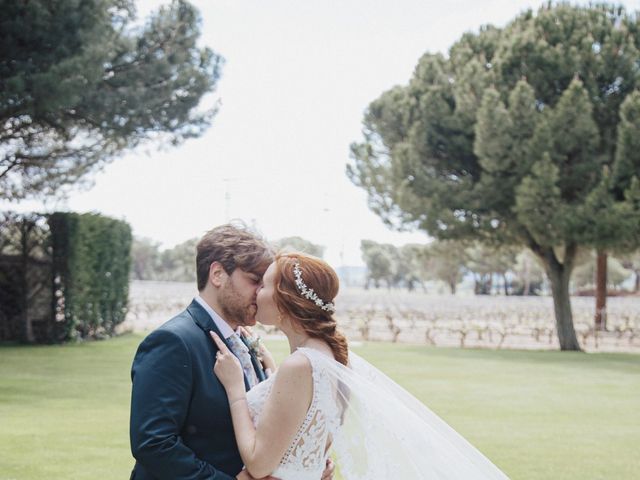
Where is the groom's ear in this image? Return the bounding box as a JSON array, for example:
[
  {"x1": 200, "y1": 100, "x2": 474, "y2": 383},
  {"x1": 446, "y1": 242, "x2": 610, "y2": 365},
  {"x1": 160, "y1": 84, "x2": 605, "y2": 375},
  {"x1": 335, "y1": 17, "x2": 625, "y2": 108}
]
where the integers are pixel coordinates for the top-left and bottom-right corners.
[{"x1": 209, "y1": 262, "x2": 227, "y2": 288}]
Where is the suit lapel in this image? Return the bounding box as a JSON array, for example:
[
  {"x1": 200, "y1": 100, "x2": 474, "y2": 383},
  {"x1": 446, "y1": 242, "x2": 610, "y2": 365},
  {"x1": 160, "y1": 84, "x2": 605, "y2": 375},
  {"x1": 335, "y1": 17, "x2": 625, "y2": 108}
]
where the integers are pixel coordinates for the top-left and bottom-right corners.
[
  {"x1": 186, "y1": 300, "x2": 252, "y2": 391},
  {"x1": 187, "y1": 299, "x2": 219, "y2": 335}
]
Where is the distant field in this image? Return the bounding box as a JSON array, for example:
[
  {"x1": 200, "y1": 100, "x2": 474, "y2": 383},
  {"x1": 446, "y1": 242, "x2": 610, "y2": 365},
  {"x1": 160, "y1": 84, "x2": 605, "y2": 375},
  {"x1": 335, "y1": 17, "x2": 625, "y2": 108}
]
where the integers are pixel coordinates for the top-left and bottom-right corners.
[
  {"x1": 0, "y1": 335, "x2": 638, "y2": 480},
  {"x1": 124, "y1": 281, "x2": 640, "y2": 352}
]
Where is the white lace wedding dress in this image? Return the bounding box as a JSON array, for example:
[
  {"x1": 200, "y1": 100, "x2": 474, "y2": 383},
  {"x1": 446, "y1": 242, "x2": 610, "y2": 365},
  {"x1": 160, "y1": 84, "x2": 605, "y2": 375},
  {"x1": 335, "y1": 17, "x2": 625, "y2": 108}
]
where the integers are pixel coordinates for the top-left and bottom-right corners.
[
  {"x1": 246, "y1": 347, "x2": 510, "y2": 480},
  {"x1": 246, "y1": 347, "x2": 341, "y2": 480}
]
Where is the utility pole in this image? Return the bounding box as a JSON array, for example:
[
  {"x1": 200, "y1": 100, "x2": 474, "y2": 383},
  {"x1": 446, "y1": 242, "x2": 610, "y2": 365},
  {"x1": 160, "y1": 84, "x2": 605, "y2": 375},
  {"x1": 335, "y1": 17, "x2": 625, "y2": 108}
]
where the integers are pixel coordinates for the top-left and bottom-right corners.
[{"x1": 222, "y1": 177, "x2": 238, "y2": 222}]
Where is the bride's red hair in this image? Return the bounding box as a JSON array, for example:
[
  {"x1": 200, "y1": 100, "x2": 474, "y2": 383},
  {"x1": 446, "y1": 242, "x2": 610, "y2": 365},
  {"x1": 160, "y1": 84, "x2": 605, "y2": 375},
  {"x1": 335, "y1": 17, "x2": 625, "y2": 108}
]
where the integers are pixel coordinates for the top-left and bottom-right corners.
[{"x1": 272, "y1": 253, "x2": 349, "y2": 366}]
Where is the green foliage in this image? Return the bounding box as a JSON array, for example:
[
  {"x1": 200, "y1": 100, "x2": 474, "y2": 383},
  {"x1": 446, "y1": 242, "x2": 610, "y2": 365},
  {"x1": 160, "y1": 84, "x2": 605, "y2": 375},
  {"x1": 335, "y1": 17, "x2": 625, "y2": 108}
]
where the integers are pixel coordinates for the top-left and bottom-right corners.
[
  {"x1": 130, "y1": 237, "x2": 163, "y2": 280},
  {"x1": 130, "y1": 236, "x2": 197, "y2": 282},
  {"x1": 0, "y1": 0, "x2": 223, "y2": 200},
  {"x1": 49, "y1": 212, "x2": 132, "y2": 340},
  {"x1": 0, "y1": 212, "x2": 52, "y2": 343},
  {"x1": 511, "y1": 249, "x2": 546, "y2": 295},
  {"x1": 273, "y1": 236, "x2": 325, "y2": 259},
  {"x1": 360, "y1": 237, "x2": 546, "y2": 295},
  {"x1": 613, "y1": 91, "x2": 640, "y2": 192},
  {"x1": 360, "y1": 239, "x2": 429, "y2": 289},
  {"x1": 398, "y1": 244, "x2": 429, "y2": 291},
  {"x1": 348, "y1": 3, "x2": 640, "y2": 349},
  {"x1": 360, "y1": 238, "x2": 472, "y2": 292},
  {"x1": 610, "y1": 93, "x2": 640, "y2": 248},
  {"x1": 466, "y1": 242, "x2": 522, "y2": 294},
  {"x1": 466, "y1": 243, "x2": 518, "y2": 277},
  {"x1": 424, "y1": 240, "x2": 468, "y2": 294},
  {"x1": 360, "y1": 239, "x2": 395, "y2": 288},
  {"x1": 158, "y1": 237, "x2": 197, "y2": 282},
  {"x1": 0, "y1": 211, "x2": 131, "y2": 343},
  {"x1": 572, "y1": 250, "x2": 632, "y2": 290},
  {"x1": 618, "y1": 249, "x2": 640, "y2": 292},
  {"x1": 514, "y1": 153, "x2": 565, "y2": 246}
]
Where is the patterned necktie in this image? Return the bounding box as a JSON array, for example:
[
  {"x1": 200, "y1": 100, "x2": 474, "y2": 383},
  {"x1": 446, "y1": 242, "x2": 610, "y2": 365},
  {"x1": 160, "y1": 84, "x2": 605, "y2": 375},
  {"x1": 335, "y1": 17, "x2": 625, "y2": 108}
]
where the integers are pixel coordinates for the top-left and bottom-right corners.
[{"x1": 226, "y1": 333, "x2": 259, "y2": 388}]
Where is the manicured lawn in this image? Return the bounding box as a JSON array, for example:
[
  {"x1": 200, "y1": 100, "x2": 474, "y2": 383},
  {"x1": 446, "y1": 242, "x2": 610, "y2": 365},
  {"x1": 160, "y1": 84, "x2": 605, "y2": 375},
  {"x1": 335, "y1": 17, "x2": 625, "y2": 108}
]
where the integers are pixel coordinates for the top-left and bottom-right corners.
[{"x1": 1, "y1": 334, "x2": 638, "y2": 479}]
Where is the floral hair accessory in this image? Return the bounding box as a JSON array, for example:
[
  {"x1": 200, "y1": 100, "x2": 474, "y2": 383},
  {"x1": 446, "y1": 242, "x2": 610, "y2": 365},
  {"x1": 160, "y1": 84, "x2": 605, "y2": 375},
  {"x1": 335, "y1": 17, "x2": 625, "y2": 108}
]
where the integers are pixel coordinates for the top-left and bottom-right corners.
[{"x1": 293, "y1": 261, "x2": 336, "y2": 313}]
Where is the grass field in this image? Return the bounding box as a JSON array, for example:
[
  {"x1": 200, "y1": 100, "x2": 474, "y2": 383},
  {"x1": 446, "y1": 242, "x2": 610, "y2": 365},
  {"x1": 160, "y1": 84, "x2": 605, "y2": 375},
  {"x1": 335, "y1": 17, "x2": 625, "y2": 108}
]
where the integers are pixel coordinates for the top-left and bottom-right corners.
[{"x1": 1, "y1": 334, "x2": 639, "y2": 479}]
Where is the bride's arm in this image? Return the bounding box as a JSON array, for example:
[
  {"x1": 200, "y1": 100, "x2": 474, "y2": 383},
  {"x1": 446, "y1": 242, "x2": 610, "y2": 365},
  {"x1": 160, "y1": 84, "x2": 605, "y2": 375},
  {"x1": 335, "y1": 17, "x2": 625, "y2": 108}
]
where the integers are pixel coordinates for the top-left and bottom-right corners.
[
  {"x1": 211, "y1": 333, "x2": 312, "y2": 479},
  {"x1": 231, "y1": 356, "x2": 312, "y2": 478}
]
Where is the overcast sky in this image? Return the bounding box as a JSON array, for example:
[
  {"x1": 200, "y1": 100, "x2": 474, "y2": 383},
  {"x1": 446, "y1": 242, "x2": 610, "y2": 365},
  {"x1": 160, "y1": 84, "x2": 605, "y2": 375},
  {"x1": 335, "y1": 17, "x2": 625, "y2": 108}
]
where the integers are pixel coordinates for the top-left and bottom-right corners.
[{"x1": 9, "y1": 0, "x2": 640, "y2": 266}]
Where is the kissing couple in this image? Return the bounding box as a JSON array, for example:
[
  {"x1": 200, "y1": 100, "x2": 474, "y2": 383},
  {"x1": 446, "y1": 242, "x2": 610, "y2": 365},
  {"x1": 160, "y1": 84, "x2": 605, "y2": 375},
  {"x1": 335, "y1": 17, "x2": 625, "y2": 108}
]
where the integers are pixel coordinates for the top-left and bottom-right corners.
[{"x1": 129, "y1": 224, "x2": 510, "y2": 479}]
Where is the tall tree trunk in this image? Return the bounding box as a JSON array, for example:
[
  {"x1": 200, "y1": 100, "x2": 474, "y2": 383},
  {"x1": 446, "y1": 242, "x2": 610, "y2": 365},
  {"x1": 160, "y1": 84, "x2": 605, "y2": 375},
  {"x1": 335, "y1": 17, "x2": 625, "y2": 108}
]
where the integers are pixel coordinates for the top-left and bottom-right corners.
[
  {"x1": 19, "y1": 221, "x2": 35, "y2": 343},
  {"x1": 523, "y1": 257, "x2": 531, "y2": 295},
  {"x1": 533, "y1": 242, "x2": 581, "y2": 351},
  {"x1": 595, "y1": 251, "x2": 607, "y2": 331},
  {"x1": 634, "y1": 270, "x2": 639, "y2": 293},
  {"x1": 502, "y1": 273, "x2": 509, "y2": 296},
  {"x1": 547, "y1": 262, "x2": 581, "y2": 350}
]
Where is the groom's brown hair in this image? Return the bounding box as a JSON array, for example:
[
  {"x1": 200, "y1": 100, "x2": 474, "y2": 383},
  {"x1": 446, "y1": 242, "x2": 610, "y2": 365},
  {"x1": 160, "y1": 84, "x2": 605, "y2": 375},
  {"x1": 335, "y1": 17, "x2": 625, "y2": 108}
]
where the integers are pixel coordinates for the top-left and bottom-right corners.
[{"x1": 196, "y1": 223, "x2": 273, "y2": 291}]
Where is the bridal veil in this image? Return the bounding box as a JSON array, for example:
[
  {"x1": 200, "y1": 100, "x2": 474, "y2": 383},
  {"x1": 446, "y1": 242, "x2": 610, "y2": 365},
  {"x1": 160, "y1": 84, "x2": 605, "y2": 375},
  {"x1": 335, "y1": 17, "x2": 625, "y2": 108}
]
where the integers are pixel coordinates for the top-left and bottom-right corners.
[{"x1": 316, "y1": 350, "x2": 511, "y2": 479}]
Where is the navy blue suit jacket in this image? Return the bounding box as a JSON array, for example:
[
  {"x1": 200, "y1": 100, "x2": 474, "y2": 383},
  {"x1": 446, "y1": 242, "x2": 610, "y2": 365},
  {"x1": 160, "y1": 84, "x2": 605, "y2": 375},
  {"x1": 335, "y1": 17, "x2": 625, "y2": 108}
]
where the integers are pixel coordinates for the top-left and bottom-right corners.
[{"x1": 129, "y1": 300, "x2": 266, "y2": 479}]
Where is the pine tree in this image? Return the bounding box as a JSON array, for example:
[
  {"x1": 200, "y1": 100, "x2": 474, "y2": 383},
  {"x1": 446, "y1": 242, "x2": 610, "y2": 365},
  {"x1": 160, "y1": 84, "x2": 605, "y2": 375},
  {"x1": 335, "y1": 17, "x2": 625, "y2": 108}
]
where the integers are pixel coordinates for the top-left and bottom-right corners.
[
  {"x1": 349, "y1": 3, "x2": 640, "y2": 350},
  {"x1": 0, "y1": 0, "x2": 223, "y2": 200}
]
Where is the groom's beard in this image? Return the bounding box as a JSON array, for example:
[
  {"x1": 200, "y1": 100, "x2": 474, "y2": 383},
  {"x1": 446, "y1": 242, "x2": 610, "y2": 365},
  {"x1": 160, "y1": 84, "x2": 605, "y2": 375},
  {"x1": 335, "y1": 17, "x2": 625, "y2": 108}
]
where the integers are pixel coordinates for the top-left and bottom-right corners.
[{"x1": 219, "y1": 280, "x2": 256, "y2": 327}]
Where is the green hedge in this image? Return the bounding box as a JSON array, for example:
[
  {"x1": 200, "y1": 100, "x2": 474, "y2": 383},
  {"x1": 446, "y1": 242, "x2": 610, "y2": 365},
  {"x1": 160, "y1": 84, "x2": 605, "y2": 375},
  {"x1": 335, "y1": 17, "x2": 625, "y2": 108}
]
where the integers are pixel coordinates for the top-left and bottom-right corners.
[{"x1": 49, "y1": 212, "x2": 132, "y2": 340}]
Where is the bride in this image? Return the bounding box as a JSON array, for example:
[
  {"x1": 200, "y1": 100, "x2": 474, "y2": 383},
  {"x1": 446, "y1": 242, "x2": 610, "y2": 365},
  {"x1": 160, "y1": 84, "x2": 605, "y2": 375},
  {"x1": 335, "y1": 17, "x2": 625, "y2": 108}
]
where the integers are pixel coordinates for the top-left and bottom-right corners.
[{"x1": 211, "y1": 253, "x2": 510, "y2": 480}]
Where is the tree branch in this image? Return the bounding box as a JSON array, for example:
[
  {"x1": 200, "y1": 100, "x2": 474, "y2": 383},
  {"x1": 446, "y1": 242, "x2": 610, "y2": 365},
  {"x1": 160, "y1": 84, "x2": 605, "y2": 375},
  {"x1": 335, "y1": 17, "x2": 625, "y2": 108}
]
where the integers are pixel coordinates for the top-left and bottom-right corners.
[{"x1": 0, "y1": 157, "x2": 21, "y2": 180}]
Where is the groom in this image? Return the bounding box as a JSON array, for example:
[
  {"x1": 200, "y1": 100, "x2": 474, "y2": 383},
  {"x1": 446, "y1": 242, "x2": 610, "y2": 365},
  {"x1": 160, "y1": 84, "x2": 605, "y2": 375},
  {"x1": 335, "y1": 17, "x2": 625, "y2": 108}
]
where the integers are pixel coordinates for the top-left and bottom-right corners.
[{"x1": 130, "y1": 224, "x2": 334, "y2": 479}]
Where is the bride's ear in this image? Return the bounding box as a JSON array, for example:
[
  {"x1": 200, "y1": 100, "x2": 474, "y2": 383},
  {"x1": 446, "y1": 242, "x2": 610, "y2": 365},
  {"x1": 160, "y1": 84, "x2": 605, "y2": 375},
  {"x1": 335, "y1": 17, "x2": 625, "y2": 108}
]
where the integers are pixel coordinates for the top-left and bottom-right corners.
[{"x1": 209, "y1": 262, "x2": 226, "y2": 288}]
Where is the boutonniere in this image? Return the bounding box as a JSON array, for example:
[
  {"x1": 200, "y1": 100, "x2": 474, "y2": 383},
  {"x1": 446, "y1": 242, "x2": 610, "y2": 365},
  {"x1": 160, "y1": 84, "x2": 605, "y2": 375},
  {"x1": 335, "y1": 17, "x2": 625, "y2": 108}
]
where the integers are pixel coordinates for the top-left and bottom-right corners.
[
  {"x1": 239, "y1": 326, "x2": 274, "y2": 378},
  {"x1": 245, "y1": 333, "x2": 263, "y2": 360}
]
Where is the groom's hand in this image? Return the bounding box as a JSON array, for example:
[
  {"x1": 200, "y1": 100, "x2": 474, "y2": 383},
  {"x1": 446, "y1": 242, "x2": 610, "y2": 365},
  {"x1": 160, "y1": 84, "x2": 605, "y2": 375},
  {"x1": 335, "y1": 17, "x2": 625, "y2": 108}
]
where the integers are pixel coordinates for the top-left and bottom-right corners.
[{"x1": 321, "y1": 458, "x2": 335, "y2": 480}]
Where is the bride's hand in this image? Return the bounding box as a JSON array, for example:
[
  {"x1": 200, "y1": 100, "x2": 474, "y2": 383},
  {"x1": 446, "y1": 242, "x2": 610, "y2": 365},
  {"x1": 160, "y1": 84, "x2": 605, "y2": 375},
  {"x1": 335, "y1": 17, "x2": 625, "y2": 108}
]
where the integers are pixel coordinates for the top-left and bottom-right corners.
[
  {"x1": 238, "y1": 325, "x2": 254, "y2": 337},
  {"x1": 210, "y1": 331, "x2": 245, "y2": 396},
  {"x1": 258, "y1": 342, "x2": 277, "y2": 374}
]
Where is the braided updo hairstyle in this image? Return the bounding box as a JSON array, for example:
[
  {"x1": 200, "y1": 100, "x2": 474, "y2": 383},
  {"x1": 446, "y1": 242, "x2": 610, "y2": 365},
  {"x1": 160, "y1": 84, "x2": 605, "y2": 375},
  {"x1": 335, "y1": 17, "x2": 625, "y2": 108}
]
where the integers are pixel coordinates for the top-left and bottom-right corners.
[{"x1": 272, "y1": 253, "x2": 349, "y2": 366}]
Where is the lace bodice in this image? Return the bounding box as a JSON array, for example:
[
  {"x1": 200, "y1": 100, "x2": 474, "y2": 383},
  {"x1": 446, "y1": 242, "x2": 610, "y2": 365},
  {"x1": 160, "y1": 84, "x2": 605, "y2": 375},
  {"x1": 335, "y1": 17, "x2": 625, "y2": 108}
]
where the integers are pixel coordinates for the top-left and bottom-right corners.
[{"x1": 246, "y1": 348, "x2": 341, "y2": 480}]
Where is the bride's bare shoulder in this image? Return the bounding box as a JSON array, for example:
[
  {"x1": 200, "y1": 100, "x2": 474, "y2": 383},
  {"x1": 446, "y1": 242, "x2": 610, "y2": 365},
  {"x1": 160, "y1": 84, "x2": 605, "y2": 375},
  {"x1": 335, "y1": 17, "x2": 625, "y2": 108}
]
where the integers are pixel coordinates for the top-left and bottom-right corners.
[
  {"x1": 298, "y1": 339, "x2": 335, "y2": 360},
  {"x1": 277, "y1": 351, "x2": 313, "y2": 380}
]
